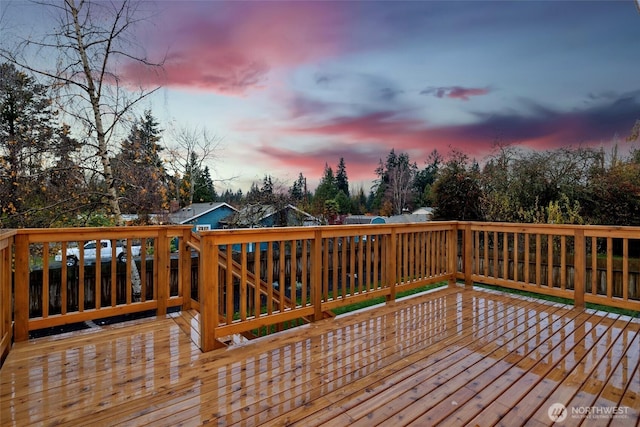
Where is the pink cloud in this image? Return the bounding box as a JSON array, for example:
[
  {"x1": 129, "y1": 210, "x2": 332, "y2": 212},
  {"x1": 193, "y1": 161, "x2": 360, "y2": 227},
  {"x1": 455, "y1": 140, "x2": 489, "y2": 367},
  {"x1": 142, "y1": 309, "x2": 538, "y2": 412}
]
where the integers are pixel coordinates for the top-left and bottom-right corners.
[
  {"x1": 245, "y1": 94, "x2": 638, "y2": 187},
  {"x1": 269, "y1": 97, "x2": 636, "y2": 174},
  {"x1": 420, "y1": 86, "x2": 491, "y2": 101},
  {"x1": 238, "y1": 112, "x2": 493, "y2": 184},
  {"x1": 283, "y1": 112, "x2": 495, "y2": 160},
  {"x1": 288, "y1": 112, "x2": 426, "y2": 141},
  {"x1": 124, "y1": 3, "x2": 350, "y2": 95},
  {"x1": 256, "y1": 144, "x2": 383, "y2": 183}
]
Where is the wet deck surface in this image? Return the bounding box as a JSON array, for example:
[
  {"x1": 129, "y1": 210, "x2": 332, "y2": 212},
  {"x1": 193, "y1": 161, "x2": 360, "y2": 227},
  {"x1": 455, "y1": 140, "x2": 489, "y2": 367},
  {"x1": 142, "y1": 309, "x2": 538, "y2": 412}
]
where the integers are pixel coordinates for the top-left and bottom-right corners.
[{"x1": 1, "y1": 285, "x2": 638, "y2": 426}]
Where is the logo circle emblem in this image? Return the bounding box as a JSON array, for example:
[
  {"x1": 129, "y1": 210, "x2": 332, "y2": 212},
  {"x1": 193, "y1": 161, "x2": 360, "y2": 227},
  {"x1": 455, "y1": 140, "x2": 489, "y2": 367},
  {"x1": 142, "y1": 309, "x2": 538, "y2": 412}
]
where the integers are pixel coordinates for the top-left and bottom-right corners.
[{"x1": 548, "y1": 403, "x2": 568, "y2": 423}]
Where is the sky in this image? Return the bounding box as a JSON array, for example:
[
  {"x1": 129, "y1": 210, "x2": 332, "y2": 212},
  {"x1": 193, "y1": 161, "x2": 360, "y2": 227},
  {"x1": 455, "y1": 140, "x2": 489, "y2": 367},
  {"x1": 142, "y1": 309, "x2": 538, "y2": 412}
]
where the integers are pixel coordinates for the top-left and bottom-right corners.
[{"x1": 2, "y1": 0, "x2": 640, "y2": 193}]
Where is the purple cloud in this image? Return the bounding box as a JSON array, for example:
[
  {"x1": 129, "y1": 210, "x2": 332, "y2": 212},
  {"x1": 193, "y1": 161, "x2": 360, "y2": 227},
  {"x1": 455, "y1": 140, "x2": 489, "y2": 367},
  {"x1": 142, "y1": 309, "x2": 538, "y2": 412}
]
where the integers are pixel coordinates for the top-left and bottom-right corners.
[{"x1": 421, "y1": 86, "x2": 491, "y2": 101}]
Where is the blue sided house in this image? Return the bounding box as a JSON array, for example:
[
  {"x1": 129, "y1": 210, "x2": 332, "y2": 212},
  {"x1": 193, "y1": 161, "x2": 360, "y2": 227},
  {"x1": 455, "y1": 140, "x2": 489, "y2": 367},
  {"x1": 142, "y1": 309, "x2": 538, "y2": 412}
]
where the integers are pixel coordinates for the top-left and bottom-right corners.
[{"x1": 169, "y1": 202, "x2": 238, "y2": 231}]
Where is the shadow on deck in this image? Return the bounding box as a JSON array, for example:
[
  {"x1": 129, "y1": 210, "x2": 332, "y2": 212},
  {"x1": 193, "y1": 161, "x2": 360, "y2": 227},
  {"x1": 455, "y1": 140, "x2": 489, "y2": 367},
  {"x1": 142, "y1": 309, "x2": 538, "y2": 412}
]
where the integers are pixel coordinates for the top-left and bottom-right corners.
[{"x1": 1, "y1": 285, "x2": 638, "y2": 426}]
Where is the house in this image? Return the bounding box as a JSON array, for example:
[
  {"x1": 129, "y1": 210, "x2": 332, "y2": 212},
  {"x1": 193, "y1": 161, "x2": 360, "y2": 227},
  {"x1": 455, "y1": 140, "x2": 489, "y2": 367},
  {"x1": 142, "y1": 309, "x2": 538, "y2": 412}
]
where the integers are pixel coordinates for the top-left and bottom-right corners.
[
  {"x1": 386, "y1": 213, "x2": 431, "y2": 224},
  {"x1": 220, "y1": 204, "x2": 320, "y2": 228},
  {"x1": 343, "y1": 215, "x2": 386, "y2": 225},
  {"x1": 169, "y1": 202, "x2": 238, "y2": 231},
  {"x1": 412, "y1": 207, "x2": 434, "y2": 220}
]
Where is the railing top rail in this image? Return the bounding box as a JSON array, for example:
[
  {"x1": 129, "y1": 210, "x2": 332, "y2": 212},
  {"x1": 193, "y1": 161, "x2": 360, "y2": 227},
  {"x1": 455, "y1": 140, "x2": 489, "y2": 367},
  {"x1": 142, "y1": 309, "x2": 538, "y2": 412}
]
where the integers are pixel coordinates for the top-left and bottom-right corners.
[
  {"x1": 0, "y1": 230, "x2": 15, "y2": 251},
  {"x1": 201, "y1": 222, "x2": 459, "y2": 242},
  {"x1": 583, "y1": 228, "x2": 640, "y2": 238},
  {"x1": 202, "y1": 226, "x2": 317, "y2": 243},
  {"x1": 0, "y1": 229, "x2": 17, "y2": 239},
  {"x1": 15, "y1": 225, "x2": 194, "y2": 243},
  {"x1": 12, "y1": 222, "x2": 640, "y2": 243},
  {"x1": 462, "y1": 221, "x2": 640, "y2": 237}
]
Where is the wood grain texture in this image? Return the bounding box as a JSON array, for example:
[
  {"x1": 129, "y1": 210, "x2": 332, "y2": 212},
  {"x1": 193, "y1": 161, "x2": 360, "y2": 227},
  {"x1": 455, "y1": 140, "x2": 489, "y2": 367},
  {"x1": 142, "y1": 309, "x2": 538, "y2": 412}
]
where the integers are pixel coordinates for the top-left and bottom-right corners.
[{"x1": 1, "y1": 286, "x2": 637, "y2": 427}]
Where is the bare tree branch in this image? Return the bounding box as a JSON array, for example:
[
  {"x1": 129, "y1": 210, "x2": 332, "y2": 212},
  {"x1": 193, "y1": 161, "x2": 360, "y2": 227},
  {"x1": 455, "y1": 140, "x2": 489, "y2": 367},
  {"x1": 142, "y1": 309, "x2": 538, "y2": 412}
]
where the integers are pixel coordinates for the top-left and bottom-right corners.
[{"x1": 1, "y1": 0, "x2": 165, "y2": 224}]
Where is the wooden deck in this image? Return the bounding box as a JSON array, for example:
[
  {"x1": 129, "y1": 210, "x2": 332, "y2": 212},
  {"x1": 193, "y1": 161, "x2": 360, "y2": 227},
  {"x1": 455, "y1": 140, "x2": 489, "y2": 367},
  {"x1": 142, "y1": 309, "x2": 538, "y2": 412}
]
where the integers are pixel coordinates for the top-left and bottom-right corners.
[{"x1": 1, "y1": 285, "x2": 638, "y2": 426}]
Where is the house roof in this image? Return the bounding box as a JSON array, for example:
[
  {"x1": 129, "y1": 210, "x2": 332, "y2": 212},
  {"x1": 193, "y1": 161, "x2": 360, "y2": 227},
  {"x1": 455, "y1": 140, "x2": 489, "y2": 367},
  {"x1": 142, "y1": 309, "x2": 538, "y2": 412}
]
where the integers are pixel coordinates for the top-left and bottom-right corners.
[
  {"x1": 169, "y1": 202, "x2": 237, "y2": 224},
  {"x1": 412, "y1": 207, "x2": 434, "y2": 215},
  {"x1": 221, "y1": 204, "x2": 319, "y2": 227},
  {"x1": 344, "y1": 215, "x2": 386, "y2": 224},
  {"x1": 386, "y1": 214, "x2": 431, "y2": 223},
  {"x1": 283, "y1": 204, "x2": 319, "y2": 222}
]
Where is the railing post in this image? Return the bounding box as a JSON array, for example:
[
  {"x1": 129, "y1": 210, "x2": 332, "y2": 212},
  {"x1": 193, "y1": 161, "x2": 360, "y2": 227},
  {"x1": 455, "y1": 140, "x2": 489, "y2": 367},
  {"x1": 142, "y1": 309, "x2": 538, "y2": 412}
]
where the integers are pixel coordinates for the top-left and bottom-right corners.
[
  {"x1": 156, "y1": 228, "x2": 169, "y2": 316},
  {"x1": 311, "y1": 229, "x2": 323, "y2": 321},
  {"x1": 200, "y1": 233, "x2": 220, "y2": 351},
  {"x1": 573, "y1": 228, "x2": 585, "y2": 308},
  {"x1": 13, "y1": 234, "x2": 29, "y2": 342},
  {"x1": 387, "y1": 228, "x2": 397, "y2": 302},
  {"x1": 464, "y1": 223, "x2": 473, "y2": 288},
  {"x1": 1, "y1": 233, "x2": 14, "y2": 362},
  {"x1": 447, "y1": 224, "x2": 457, "y2": 287},
  {"x1": 181, "y1": 228, "x2": 192, "y2": 311}
]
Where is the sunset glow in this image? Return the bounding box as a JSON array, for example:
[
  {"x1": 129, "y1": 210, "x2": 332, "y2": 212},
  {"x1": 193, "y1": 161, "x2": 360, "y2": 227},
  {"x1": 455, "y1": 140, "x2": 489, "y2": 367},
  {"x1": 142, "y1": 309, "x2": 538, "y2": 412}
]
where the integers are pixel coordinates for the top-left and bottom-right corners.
[{"x1": 3, "y1": 0, "x2": 639, "y2": 191}]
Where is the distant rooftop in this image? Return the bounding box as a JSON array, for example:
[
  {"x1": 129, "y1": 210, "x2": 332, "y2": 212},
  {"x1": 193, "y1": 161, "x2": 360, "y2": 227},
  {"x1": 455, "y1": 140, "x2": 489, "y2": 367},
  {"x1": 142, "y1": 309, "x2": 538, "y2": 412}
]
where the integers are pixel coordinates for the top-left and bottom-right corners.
[{"x1": 169, "y1": 202, "x2": 236, "y2": 224}]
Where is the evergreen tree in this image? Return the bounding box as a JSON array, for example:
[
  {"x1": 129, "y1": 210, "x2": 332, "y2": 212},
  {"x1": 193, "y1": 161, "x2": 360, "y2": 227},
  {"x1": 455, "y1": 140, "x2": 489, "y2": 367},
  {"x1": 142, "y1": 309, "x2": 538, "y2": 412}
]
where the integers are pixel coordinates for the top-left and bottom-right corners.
[
  {"x1": 113, "y1": 110, "x2": 167, "y2": 217},
  {"x1": 1, "y1": 63, "x2": 52, "y2": 222},
  {"x1": 413, "y1": 150, "x2": 441, "y2": 207},
  {"x1": 289, "y1": 173, "x2": 310, "y2": 202},
  {"x1": 261, "y1": 175, "x2": 274, "y2": 195},
  {"x1": 0, "y1": 63, "x2": 83, "y2": 227},
  {"x1": 334, "y1": 190, "x2": 351, "y2": 214},
  {"x1": 350, "y1": 186, "x2": 368, "y2": 215},
  {"x1": 336, "y1": 157, "x2": 349, "y2": 197},
  {"x1": 221, "y1": 188, "x2": 243, "y2": 205},
  {"x1": 192, "y1": 166, "x2": 217, "y2": 203},
  {"x1": 313, "y1": 164, "x2": 338, "y2": 214},
  {"x1": 179, "y1": 154, "x2": 220, "y2": 206},
  {"x1": 245, "y1": 181, "x2": 261, "y2": 203}
]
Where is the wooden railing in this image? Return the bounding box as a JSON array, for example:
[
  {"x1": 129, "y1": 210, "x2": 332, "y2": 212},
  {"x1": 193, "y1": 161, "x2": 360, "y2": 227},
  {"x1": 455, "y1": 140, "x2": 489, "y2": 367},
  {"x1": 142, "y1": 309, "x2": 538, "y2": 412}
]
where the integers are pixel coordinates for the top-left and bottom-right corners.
[
  {"x1": 0, "y1": 229, "x2": 15, "y2": 364},
  {"x1": 198, "y1": 223, "x2": 458, "y2": 351},
  {"x1": 11, "y1": 225, "x2": 194, "y2": 341},
  {"x1": 1, "y1": 222, "x2": 639, "y2": 363},
  {"x1": 460, "y1": 222, "x2": 640, "y2": 312}
]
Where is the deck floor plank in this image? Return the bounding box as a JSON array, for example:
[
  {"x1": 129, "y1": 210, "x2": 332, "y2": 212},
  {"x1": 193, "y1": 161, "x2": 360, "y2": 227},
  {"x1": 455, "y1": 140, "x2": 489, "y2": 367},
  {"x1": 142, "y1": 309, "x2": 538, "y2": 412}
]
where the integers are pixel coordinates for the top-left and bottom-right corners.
[
  {"x1": 265, "y1": 292, "x2": 543, "y2": 426},
  {"x1": 609, "y1": 360, "x2": 640, "y2": 426},
  {"x1": 1, "y1": 286, "x2": 638, "y2": 427},
  {"x1": 404, "y1": 304, "x2": 588, "y2": 426},
  {"x1": 494, "y1": 313, "x2": 630, "y2": 426},
  {"x1": 460, "y1": 308, "x2": 601, "y2": 427},
  {"x1": 522, "y1": 314, "x2": 631, "y2": 426},
  {"x1": 345, "y1": 301, "x2": 571, "y2": 426},
  {"x1": 560, "y1": 320, "x2": 639, "y2": 427},
  {"x1": 2, "y1": 320, "x2": 201, "y2": 425},
  {"x1": 159, "y1": 289, "x2": 468, "y2": 426},
  {"x1": 85, "y1": 287, "x2": 463, "y2": 426}
]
